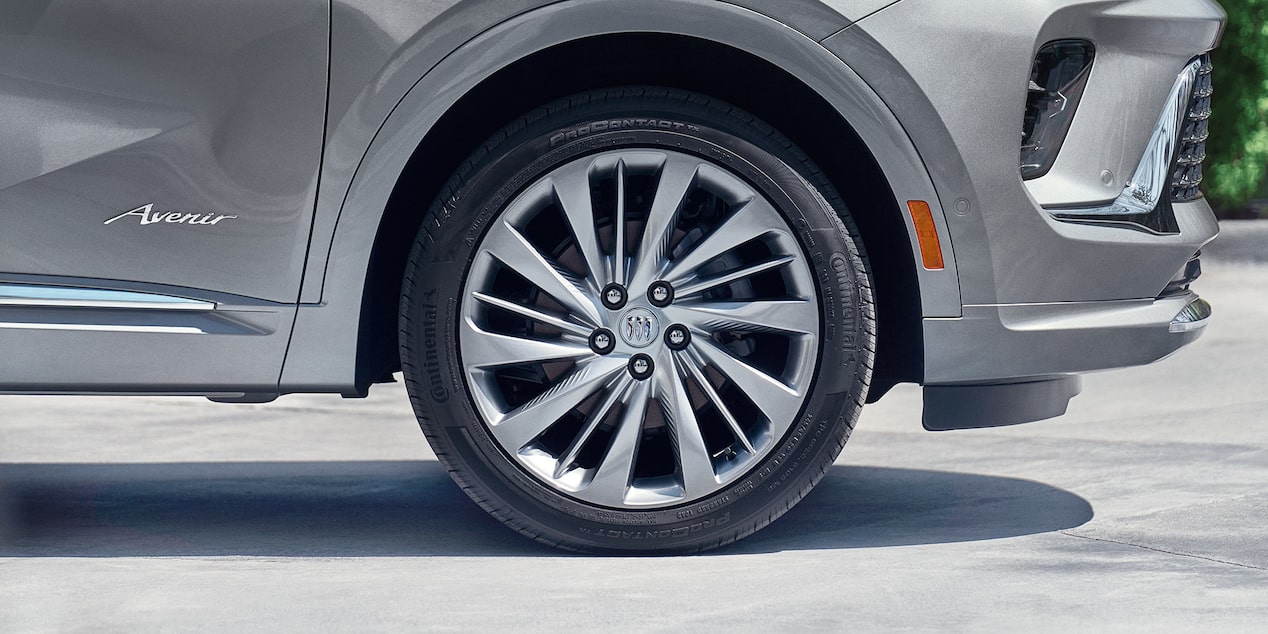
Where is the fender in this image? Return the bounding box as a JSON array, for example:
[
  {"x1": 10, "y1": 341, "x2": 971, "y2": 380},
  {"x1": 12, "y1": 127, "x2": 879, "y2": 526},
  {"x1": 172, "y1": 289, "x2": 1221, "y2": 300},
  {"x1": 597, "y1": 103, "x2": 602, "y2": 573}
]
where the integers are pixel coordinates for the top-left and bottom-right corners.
[{"x1": 281, "y1": 0, "x2": 961, "y2": 394}]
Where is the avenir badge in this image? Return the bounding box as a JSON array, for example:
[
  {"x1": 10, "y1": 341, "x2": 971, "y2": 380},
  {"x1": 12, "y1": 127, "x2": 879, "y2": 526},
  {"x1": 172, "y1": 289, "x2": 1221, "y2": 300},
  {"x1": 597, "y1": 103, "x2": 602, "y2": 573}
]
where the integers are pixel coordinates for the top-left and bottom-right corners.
[{"x1": 104, "y1": 203, "x2": 238, "y2": 226}]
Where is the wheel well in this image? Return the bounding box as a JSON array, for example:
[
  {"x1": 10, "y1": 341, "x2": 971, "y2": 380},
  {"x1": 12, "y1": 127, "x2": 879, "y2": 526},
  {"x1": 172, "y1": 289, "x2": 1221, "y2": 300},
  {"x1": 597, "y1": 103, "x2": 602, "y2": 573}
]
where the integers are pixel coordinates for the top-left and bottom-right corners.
[{"x1": 358, "y1": 33, "x2": 923, "y2": 399}]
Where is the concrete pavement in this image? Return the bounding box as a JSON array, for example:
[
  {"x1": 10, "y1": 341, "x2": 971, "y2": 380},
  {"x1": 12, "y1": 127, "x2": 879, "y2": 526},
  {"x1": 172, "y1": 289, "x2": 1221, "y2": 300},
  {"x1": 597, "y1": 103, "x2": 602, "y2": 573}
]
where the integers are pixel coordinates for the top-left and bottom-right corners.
[{"x1": 1, "y1": 227, "x2": 1265, "y2": 631}]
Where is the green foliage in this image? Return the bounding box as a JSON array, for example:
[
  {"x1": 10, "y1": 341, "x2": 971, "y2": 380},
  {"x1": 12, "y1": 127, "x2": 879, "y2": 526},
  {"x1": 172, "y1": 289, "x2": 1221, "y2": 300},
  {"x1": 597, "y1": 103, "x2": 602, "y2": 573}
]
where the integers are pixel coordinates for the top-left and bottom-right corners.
[{"x1": 1205, "y1": 0, "x2": 1268, "y2": 214}]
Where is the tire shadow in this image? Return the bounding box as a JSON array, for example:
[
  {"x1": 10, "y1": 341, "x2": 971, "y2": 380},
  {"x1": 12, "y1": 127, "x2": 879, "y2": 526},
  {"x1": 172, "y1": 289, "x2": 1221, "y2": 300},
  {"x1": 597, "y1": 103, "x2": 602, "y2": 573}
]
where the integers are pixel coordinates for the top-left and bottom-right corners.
[
  {"x1": 0, "y1": 461, "x2": 1091, "y2": 557},
  {"x1": 728, "y1": 465, "x2": 1093, "y2": 554}
]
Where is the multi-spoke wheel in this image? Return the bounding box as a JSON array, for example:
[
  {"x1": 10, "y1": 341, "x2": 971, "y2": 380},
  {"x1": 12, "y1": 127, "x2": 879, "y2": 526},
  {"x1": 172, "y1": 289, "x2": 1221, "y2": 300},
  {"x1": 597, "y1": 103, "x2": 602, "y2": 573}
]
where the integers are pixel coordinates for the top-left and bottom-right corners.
[{"x1": 401, "y1": 88, "x2": 874, "y2": 553}]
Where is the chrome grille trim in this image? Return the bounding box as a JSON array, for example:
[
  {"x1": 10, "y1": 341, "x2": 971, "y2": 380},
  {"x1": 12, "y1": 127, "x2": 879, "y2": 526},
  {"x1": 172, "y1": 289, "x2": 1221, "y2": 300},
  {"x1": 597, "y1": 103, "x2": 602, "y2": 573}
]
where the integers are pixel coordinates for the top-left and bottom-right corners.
[
  {"x1": 1171, "y1": 55, "x2": 1213, "y2": 203},
  {"x1": 1047, "y1": 56, "x2": 1207, "y2": 234}
]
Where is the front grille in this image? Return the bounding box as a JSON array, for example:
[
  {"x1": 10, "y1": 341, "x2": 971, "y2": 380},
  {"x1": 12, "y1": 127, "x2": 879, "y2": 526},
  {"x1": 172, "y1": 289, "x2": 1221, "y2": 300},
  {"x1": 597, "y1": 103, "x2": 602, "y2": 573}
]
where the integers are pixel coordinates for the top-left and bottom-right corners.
[{"x1": 1171, "y1": 55, "x2": 1213, "y2": 203}]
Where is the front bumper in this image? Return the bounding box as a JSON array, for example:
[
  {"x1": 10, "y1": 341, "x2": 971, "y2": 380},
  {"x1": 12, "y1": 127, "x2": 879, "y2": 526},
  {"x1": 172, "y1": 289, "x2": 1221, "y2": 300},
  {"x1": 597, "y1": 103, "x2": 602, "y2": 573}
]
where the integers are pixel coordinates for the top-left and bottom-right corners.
[
  {"x1": 919, "y1": 287, "x2": 1209, "y2": 430},
  {"x1": 923, "y1": 290, "x2": 1209, "y2": 385},
  {"x1": 923, "y1": 198, "x2": 1217, "y2": 386},
  {"x1": 830, "y1": 1, "x2": 1224, "y2": 426}
]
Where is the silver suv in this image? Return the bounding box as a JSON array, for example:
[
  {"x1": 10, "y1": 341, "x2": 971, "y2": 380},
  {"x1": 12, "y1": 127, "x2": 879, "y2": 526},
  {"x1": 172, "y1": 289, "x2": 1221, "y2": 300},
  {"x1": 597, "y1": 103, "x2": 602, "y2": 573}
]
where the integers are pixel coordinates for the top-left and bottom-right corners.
[{"x1": 0, "y1": 0, "x2": 1225, "y2": 552}]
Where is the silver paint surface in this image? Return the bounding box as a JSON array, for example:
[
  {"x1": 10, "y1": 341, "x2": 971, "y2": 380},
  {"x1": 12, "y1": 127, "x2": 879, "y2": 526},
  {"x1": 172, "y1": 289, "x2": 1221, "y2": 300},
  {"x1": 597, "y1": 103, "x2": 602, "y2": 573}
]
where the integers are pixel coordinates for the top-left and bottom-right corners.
[
  {"x1": 0, "y1": 0, "x2": 328, "y2": 303},
  {"x1": 0, "y1": 0, "x2": 1226, "y2": 399}
]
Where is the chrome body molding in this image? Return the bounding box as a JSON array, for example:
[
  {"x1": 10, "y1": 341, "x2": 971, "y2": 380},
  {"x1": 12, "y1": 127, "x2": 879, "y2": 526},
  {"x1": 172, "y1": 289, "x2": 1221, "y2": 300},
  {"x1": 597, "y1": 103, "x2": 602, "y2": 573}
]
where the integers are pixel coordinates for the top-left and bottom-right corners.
[
  {"x1": 0, "y1": 322, "x2": 205, "y2": 334},
  {"x1": 0, "y1": 284, "x2": 215, "y2": 311},
  {"x1": 1169, "y1": 296, "x2": 1212, "y2": 333},
  {"x1": 0, "y1": 283, "x2": 276, "y2": 337},
  {"x1": 1046, "y1": 58, "x2": 1202, "y2": 220}
]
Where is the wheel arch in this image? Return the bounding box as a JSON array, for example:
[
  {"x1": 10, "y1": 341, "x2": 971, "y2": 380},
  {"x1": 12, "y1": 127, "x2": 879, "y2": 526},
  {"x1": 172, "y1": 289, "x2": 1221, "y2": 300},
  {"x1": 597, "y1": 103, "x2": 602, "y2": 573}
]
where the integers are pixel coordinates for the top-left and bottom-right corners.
[{"x1": 281, "y1": 1, "x2": 957, "y2": 397}]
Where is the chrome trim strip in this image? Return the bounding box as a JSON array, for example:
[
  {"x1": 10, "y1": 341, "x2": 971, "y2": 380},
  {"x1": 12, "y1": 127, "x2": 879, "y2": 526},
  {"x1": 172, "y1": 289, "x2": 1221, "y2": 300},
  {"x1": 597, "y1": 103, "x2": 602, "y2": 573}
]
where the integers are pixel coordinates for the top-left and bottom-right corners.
[
  {"x1": 1168, "y1": 319, "x2": 1208, "y2": 333},
  {"x1": 0, "y1": 284, "x2": 214, "y2": 311},
  {"x1": 1169, "y1": 297, "x2": 1211, "y2": 333},
  {"x1": 1048, "y1": 58, "x2": 1202, "y2": 218},
  {"x1": 0, "y1": 322, "x2": 207, "y2": 334}
]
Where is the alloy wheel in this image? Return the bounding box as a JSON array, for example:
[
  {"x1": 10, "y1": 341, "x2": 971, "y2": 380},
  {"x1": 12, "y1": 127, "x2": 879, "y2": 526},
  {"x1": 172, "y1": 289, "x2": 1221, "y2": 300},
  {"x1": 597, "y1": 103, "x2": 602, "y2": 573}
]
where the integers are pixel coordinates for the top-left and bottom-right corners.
[{"x1": 459, "y1": 149, "x2": 820, "y2": 509}]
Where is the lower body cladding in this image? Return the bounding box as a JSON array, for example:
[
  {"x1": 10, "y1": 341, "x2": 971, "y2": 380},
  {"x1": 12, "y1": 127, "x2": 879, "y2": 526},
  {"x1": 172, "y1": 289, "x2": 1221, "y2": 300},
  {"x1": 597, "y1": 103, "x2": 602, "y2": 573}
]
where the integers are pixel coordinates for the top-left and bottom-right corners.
[
  {"x1": 918, "y1": 194, "x2": 1217, "y2": 431},
  {"x1": 921, "y1": 289, "x2": 1211, "y2": 431},
  {"x1": 0, "y1": 282, "x2": 294, "y2": 401}
]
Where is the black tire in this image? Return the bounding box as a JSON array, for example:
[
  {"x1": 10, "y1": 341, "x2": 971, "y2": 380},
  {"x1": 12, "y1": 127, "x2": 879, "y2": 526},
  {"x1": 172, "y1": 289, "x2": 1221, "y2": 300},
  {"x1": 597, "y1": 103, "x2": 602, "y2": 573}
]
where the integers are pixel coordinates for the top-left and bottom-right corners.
[{"x1": 400, "y1": 87, "x2": 875, "y2": 554}]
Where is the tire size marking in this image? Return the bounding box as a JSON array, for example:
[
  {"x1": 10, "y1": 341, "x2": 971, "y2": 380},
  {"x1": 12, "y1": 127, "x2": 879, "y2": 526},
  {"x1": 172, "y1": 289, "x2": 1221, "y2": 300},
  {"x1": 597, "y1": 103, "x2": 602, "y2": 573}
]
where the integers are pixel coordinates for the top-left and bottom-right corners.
[
  {"x1": 676, "y1": 495, "x2": 731, "y2": 520},
  {"x1": 579, "y1": 513, "x2": 731, "y2": 540}
]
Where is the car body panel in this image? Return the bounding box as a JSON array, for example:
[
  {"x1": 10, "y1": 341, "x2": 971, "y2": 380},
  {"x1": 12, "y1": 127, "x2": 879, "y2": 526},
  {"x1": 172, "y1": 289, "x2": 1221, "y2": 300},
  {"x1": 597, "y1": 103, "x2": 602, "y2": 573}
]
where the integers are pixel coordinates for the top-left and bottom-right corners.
[
  {"x1": 0, "y1": 273, "x2": 293, "y2": 395},
  {"x1": 723, "y1": 0, "x2": 899, "y2": 40},
  {"x1": 304, "y1": 0, "x2": 913, "y2": 304},
  {"x1": 0, "y1": 0, "x2": 326, "y2": 394},
  {"x1": 824, "y1": 0, "x2": 1223, "y2": 385},
  {"x1": 282, "y1": 0, "x2": 962, "y2": 394},
  {"x1": 0, "y1": 0, "x2": 328, "y2": 304},
  {"x1": 0, "y1": 0, "x2": 1224, "y2": 417},
  {"x1": 824, "y1": 0, "x2": 1224, "y2": 307}
]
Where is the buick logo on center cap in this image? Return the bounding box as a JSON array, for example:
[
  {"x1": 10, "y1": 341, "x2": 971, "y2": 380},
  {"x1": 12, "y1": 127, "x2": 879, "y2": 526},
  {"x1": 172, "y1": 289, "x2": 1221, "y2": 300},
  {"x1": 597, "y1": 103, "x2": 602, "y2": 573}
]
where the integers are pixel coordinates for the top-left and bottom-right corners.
[{"x1": 619, "y1": 307, "x2": 659, "y2": 348}]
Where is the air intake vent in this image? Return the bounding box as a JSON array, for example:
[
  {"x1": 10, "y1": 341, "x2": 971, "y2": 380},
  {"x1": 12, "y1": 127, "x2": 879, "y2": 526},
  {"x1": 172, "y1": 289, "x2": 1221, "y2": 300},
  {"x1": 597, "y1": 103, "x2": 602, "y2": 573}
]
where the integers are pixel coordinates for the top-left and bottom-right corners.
[
  {"x1": 1171, "y1": 55, "x2": 1212, "y2": 203},
  {"x1": 1020, "y1": 40, "x2": 1096, "y2": 179}
]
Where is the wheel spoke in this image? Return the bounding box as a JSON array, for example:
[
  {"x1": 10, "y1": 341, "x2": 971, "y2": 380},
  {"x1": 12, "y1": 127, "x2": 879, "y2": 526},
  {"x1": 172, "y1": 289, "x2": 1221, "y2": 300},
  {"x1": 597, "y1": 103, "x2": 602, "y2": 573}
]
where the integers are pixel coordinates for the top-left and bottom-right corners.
[
  {"x1": 628, "y1": 155, "x2": 701, "y2": 291},
  {"x1": 471, "y1": 292, "x2": 593, "y2": 338},
  {"x1": 672, "y1": 255, "x2": 796, "y2": 299},
  {"x1": 660, "y1": 353, "x2": 720, "y2": 492},
  {"x1": 691, "y1": 339, "x2": 801, "y2": 425},
  {"x1": 663, "y1": 299, "x2": 817, "y2": 335},
  {"x1": 484, "y1": 222, "x2": 602, "y2": 326},
  {"x1": 678, "y1": 352, "x2": 756, "y2": 454},
  {"x1": 661, "y1": 198, "x2": 777, "y2": 285},
  {"x1": 585, "y1": 379, "x2": 653, "y2": 505},
  {"x1": 461, "y1": 319, "x2": 593, "y2": 370},
  {"x1": 550, "y1": 167, "x2": 607, "y2": 290},
  {"x1": 554, "y1": 375, "x2": 632, "y2": 478},
  {"x1": 613, "y1": 160, "x2": 628, "y2": 286},
  {"x1": 491, "y1": 357, "x2": 627, "y2": 449}
]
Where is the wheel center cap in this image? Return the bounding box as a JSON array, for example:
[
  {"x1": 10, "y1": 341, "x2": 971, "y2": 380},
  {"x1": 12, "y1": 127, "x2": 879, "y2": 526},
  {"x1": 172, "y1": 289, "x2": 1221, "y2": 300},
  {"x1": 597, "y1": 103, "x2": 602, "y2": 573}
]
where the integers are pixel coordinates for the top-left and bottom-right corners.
[{"x1": 618, "y1": 307, "x2": 660, "y2": 348}]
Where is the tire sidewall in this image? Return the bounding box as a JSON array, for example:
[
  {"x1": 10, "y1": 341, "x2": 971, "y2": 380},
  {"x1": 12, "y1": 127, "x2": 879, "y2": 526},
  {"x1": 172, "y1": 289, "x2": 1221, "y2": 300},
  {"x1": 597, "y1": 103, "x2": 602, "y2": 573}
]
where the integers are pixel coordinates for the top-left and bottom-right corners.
[{"x1": 403, "y1": 99, "x2": 871, "y2": 552}]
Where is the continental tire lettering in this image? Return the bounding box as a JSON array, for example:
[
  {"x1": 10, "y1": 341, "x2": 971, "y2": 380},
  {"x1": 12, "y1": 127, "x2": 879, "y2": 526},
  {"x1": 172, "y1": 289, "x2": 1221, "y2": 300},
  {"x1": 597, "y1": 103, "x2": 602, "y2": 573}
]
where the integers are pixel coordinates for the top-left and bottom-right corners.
[
  {"x1": 830, "y1": 253, "x2": 860, "y2": 356},
  {"x1": 420, "y1": 294, "x2": 449, "y2": 402},
  {"x1": 550, "y1": 120, "x2": 702, "y2": 147}
]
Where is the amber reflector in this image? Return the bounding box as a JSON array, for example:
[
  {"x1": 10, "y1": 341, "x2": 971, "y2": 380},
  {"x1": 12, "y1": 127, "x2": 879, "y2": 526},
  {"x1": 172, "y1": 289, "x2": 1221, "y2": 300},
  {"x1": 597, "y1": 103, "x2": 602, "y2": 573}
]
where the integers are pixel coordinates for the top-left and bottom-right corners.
[{"x1": 907, "y1": 200, "x2": 945, "y2": 270}]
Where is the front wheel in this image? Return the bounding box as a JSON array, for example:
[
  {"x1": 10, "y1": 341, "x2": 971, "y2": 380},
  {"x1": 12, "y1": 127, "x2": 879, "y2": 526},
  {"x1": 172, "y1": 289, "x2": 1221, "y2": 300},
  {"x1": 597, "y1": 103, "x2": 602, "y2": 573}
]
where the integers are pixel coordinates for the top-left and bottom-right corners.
[{"x1": 400, "y1": 88, "x2": 875, "y2": 553}]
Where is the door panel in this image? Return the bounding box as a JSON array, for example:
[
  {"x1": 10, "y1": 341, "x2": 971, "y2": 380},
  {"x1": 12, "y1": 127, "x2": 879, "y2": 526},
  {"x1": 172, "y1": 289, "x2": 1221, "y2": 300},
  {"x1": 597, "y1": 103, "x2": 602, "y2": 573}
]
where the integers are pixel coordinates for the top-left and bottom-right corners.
[{"x1": 0, "y1": 0, "x2": 328, "y2": 303}]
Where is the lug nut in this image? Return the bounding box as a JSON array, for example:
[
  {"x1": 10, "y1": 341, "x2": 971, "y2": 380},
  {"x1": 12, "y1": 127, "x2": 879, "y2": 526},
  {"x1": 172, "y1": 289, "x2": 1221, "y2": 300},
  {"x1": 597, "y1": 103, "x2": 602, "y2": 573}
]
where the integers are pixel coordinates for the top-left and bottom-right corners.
[
  {"x1": 601, "y1": 283, "x2": 628, "y2": 310},
  {"x1": 589, "y1": 328, "x2": 617, "y2": 355},
  {"x1": 647, "y1": 281, "x2": 674, "y2": 307},
  {"x1": 664, "y1": 324, "x2": 691, "y2": 350},
  {"x1": 628, "y1": 353, "x2": 655, "y2": 380}
]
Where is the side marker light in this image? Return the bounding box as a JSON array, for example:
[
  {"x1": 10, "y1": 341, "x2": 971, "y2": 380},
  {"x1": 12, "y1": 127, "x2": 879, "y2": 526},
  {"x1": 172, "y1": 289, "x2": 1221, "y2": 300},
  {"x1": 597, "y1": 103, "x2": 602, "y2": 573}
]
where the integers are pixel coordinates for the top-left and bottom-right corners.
[{"x1": 907, "y1": 200, "x2": 945, "y2": 270}]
